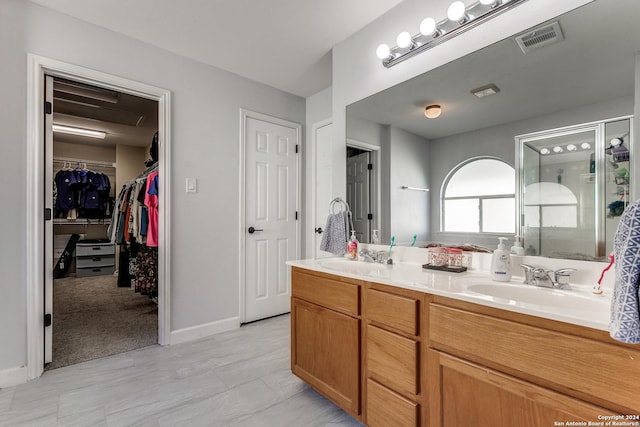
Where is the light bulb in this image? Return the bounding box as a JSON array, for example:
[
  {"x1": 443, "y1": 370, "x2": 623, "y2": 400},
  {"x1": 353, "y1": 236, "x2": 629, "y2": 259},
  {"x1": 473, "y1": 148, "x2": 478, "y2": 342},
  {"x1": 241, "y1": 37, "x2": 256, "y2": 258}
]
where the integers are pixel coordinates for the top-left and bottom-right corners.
[
  {"x1": 447, "y1": 1, "x2": 467, "y2": 22},
  {"x1": 566, "y1": 144, "x2": 577, "y2": 151},
  {"x1": 396, "y1": 31, "x2": 413, "y2": 49},
  {"x1": 581, "y1": 142, "x2": 592, "y2": 150},
  {"x1": 480, "y1": 0, "x2": 499, "y2": 5},
  {"x1": 610, "y1": 137, "x2": 623, "y2": 146},
  {"x1": 540, "y1": 148, "x2": 550, "y2": 155},
  {"x1": 420, "y1": 17, "x2": 438, "y2": 36},
  {"x1": 553, "y1": 146, "x2": 563, "y2": 153},
  {"x1": 376, "y1": 43, "x2": 391, "y2": 60}
]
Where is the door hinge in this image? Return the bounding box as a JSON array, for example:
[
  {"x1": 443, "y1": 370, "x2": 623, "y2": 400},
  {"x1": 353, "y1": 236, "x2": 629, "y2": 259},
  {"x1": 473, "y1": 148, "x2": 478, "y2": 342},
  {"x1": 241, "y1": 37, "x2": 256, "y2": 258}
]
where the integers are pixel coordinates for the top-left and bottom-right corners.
[
  {"x1": 44, "y1": 208, "x2": 52, "y2": 221},
  {"x1": 295, "y1": 144, "x2": 299, "y2": 154},
  {"x1": 44, "y1": 313, "x2": 52, "y2": 327},
  {"x1": 368, "y1": 213, "x2": 373, "y2": 220},
  {"x1": 44, "y1": 101, "x2": 52, "y2": 115},
  {"x1": 368, "y1": 163, "x2": 373, "y2": 170}
]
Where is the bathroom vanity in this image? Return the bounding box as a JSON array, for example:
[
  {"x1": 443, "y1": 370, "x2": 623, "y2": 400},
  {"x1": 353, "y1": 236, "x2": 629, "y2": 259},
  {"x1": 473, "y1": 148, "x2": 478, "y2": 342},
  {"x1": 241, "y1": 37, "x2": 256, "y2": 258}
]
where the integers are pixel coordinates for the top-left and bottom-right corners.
[{"x1": 289, "y1": 258, "x2": 640, "y2": 427}]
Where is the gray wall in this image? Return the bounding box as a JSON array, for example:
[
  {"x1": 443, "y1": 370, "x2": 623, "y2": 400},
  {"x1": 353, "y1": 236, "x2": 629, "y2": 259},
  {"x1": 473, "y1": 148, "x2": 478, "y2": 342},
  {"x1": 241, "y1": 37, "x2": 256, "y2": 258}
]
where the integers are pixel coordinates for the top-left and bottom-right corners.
[
  {"x1": 0, "y1": 0, "x2": 305, "y2": 373},
  {"x1": 429, "y1": 94, "x2": 634, "y2": 247}
]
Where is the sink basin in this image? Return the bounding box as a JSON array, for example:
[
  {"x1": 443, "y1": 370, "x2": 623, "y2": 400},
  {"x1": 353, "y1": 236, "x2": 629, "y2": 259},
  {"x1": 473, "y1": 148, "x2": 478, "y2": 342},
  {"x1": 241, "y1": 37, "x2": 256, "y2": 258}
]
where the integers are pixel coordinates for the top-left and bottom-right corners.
[
  {"x1": 319, "y1": 259, "x2": 391, "y2": 275},
  {"x1": 466, "y1": 283, "x2": 609, "y2": 313}
]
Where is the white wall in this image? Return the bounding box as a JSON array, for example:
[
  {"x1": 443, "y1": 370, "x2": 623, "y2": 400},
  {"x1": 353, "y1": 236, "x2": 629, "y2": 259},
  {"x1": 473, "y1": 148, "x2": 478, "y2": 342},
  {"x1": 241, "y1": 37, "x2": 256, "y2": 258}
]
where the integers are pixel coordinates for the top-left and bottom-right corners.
[
  {"x1": 0, "y1": 0, "x2": 304, "y2": 376},
  {"x1": 332, "y1": 0, "x2": 592, "y2": 212}
]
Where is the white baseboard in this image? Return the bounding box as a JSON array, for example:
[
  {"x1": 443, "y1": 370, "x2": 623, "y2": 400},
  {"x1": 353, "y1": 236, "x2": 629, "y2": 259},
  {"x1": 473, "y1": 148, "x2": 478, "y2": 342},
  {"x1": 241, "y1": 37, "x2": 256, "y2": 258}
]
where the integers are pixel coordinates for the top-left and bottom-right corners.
[
  {"x1": 0, "y1": 365, "x2": 28, "y2": 388},
  {"x1": 170, "y1": 316, "x2": 240, "y2": 345}
]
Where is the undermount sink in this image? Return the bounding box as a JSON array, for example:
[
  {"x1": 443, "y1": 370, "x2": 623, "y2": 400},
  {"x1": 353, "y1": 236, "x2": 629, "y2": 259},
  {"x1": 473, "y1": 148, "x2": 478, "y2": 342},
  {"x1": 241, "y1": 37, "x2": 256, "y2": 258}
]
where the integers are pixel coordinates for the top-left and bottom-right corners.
[
  {"x1": 465, "y1": 283, "x2": 608, "y2": 313},
  {"x1": 319, "y1": 259, "x2": 391, "y2": 274}
]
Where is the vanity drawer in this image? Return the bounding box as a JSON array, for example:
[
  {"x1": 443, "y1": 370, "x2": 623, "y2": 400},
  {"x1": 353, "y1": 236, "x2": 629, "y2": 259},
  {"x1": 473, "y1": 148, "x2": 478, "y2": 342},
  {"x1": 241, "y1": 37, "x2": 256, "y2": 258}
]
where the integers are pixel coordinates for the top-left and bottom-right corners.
[
  {"x1": 366, "y1": 379, "x2": 419, "y2": 427},
  {"x1": 366, "y1": 288, "x2": 419, "y2": 336},
  {"x1": 429, "y1": 303, "x2": 640, "y2": 412},
  {"x1": 367, "y1": 324, "x2": 419, "y2": 397},
  {"x1": 76, "y1": 242, "x2": 115, "y2": 257},
  {"x1": 292, "y1": 268, "x2": 360, "y2": 316}
]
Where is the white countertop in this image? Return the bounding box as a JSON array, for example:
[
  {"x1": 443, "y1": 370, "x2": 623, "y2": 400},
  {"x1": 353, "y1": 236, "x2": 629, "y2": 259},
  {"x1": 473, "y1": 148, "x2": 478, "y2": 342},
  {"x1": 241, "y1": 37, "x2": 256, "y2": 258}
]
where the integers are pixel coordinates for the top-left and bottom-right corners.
[{"x1": 288, "y1": 256, "x2": 612, "y2": 332}]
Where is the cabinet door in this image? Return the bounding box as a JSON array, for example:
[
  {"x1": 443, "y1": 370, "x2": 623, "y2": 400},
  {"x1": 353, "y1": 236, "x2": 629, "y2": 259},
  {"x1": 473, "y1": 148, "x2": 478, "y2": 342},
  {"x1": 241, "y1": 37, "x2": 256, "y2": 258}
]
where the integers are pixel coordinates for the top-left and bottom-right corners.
[
  {"x1": 428, "y1": 351, "x2": 611, "y2": 427},
  {"x1": 291, "y1": 298, "x2": 360, "y2": 416}
]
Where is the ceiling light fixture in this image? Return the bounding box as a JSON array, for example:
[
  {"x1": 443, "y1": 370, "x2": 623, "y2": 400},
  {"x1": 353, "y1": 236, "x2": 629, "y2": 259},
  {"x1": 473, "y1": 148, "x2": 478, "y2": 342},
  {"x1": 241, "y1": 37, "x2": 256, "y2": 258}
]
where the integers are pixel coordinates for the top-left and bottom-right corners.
[
  {"x1": 581, "y1": 142, "x2": 592, "y2": 150},
  {"x1": 540, "y1": 148, "x2": 550, "y2": 155},
  {"x1": 376, "y1": 0, "x2": 528, "y2": 68},
  {"x1": 566, "y1": 144, "x2": 577, "y2": 151},
  {"x1": 424, "y1": 104, "x2": 442, "y2": 119},
  {"x1": 52, "y1": 124, "x2": 106, "y2": 139},
  {"x1": 553, "y1": 146, "x2": 563, "y2": 153}
]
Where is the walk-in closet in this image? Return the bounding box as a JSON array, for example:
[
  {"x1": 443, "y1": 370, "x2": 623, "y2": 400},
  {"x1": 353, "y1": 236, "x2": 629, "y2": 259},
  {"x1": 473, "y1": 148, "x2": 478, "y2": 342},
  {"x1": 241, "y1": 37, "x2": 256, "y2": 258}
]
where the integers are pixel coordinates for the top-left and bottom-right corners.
[{"x1": 47, "y1": 77, "x2": 160, "y2": 369}]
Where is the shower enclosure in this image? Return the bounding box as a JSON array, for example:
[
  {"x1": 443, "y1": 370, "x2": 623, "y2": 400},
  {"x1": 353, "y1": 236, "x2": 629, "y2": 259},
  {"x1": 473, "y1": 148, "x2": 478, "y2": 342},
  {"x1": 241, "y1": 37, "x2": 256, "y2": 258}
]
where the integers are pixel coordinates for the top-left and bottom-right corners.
[{"x1": 516, "y1": 116, "x2": 632, "y2": 260}]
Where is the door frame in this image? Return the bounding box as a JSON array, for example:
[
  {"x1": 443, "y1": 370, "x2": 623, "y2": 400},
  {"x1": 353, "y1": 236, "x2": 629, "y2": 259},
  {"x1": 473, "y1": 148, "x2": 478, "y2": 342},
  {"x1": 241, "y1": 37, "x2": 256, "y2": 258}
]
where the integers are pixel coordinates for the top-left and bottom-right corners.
[
  {"x1": 238, "y1": 109, "x2": 301, "y2": 324},
  {"x1": 26, "y1": 54, "x2": 172, "y2": 381},
  {"x1": 346, "y1": 138, "x2": 381, "y2": 240}
]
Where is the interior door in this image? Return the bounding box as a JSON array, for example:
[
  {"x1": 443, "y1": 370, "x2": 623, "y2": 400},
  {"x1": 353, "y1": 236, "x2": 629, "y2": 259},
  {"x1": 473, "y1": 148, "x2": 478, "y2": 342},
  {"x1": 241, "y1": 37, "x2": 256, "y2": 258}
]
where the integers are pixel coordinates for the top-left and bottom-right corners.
[
  {"x1": 313, "y1": 122, "x2": 334, "y2": 259},
  {"x1": 244, "y1": 115, "x2": 299, "y2": 323},
  {"x1": 44, "y1": 75, "x2": 54, "y2": 364},
  {"x1": 347, "y1": 151, "x2": 371, "y2": 243}
]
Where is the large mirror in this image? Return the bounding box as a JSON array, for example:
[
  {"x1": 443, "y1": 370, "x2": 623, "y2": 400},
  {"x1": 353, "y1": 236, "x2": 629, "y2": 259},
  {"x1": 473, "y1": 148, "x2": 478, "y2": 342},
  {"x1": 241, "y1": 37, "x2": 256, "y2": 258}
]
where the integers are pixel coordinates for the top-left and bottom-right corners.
[{"x1": 346, "y1": 0, "x2": 637, "y2": 260}]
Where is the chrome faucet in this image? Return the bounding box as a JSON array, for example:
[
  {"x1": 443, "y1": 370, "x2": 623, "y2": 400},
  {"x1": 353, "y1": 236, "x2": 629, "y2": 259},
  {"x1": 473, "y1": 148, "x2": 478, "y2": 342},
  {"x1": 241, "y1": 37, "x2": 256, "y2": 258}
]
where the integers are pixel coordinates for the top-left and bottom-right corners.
[
  {"x1": 520, "y1": 264, "x2": 576, "y2": 290},
  {"x1": 358, "y1": 249, "x2": 375, "y2": 263}
]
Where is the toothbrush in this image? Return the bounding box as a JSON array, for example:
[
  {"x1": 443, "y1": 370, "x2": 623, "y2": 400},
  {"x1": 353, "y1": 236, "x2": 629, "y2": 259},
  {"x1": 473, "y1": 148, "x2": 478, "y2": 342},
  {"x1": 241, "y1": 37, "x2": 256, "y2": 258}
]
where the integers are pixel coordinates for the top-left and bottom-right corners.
[
  {"x1": 410, "y1": 234, "x2": 417, "y2": 247},
  {"x1": 388, "y1": 236, "x2": 395, "y2": 258},
  {"x1": 593, "y1": 252, "x2": 614, "y2": 294}
]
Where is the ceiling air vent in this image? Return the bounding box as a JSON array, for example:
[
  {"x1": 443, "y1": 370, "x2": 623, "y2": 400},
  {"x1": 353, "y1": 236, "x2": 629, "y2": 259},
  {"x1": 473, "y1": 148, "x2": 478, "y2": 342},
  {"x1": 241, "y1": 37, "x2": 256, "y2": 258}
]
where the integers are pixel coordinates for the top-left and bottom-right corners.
[{"x1": 515, "y1": 21, "x2": 564, "y2": 54}]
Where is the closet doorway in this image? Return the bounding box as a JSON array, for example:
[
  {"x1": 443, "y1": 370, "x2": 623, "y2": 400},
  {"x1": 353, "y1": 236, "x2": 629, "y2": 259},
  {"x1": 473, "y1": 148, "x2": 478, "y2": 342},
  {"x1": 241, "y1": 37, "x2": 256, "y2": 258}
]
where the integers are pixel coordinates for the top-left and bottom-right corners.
[
  {"x1": 346, "y1": 139, "x2": 380, "y2": 243},
  {"x1": 45, "y1": 76, "x2": 160, "y2": 369}
]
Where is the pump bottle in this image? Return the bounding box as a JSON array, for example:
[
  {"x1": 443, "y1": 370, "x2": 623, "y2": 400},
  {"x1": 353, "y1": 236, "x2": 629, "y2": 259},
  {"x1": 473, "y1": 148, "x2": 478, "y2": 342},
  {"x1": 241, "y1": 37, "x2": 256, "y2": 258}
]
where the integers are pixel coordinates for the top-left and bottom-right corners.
[
  {"x1": 347, "y1": 231, "x2": 359, "y2": 259},
  {"x1": 491, "y1": 237, "x2": 512, "y2": 282}
]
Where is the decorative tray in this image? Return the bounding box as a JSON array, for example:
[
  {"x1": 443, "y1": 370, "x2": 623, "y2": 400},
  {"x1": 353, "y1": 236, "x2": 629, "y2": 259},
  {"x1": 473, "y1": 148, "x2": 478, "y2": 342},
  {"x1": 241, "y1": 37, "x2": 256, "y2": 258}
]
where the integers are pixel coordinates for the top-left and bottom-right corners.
[{"x1": 422, "y1": 264, "x2": 467, "y2": 273}]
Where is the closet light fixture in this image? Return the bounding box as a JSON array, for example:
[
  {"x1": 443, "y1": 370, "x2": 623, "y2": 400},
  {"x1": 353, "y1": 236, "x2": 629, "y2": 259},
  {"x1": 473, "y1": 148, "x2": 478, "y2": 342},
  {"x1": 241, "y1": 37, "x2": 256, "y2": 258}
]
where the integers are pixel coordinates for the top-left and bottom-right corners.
[
  {"x1": 52, "y1": 124, "x2": 106, "y2": 139},
  {"x1": 376, "y1": 0, "x2": 528, "y2": 68},
  {"x1": 424, "y1": 104, "x2": 442, "y2": 119}
]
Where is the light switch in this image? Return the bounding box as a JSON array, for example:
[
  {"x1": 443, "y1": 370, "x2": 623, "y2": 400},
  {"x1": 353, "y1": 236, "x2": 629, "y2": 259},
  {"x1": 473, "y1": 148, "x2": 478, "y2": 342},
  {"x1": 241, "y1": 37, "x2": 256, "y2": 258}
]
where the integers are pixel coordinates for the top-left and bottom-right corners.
[{"x1": 185, "y1": 177, "x2": 197, "y2": 193}]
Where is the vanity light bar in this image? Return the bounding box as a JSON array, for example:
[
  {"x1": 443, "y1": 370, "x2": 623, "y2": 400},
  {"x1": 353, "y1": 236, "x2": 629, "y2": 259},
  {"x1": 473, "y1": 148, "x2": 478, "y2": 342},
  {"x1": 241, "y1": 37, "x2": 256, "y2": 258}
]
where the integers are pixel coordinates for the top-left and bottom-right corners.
[{"x1": 377, "y1": 0, "x2": 529, "y2": 68}]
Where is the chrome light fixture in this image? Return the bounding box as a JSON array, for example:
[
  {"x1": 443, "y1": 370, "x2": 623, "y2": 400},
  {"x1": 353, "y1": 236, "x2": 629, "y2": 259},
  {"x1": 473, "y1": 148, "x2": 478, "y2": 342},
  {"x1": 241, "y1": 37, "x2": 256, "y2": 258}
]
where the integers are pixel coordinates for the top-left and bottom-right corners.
[{"x1": 376, "y1": 0, "x2": 528, "y2": 68}]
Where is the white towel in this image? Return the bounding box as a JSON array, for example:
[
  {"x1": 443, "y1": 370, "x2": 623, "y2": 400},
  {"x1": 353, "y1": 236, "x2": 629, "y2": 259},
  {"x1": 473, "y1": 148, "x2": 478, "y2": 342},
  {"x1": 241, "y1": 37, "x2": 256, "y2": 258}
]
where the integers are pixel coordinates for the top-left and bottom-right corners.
[
  {"x1": 320, "y1": 212, "x2": 348, "y2": 255},
  {"x1": 610, "y1": 199, "x2": 640, "y2": 343}
]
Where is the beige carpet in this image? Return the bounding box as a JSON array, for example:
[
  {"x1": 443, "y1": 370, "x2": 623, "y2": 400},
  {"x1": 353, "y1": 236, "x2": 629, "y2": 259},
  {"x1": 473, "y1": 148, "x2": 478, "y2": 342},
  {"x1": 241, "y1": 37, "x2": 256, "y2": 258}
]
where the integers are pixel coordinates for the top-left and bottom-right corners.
[{"x1": 47, "y1": 274, "x2": 158, "y2": 370}]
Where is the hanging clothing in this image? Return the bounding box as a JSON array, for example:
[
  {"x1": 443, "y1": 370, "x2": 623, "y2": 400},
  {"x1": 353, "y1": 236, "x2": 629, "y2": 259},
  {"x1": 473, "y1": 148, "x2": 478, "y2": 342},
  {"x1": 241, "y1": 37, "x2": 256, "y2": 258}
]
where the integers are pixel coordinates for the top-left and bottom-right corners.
[
  {"x1": 610, "y1": 199, "x2": 640, "y2": 344},
  {"x1": 144, "y1": 171, "x2": 159, "y2": 247}
]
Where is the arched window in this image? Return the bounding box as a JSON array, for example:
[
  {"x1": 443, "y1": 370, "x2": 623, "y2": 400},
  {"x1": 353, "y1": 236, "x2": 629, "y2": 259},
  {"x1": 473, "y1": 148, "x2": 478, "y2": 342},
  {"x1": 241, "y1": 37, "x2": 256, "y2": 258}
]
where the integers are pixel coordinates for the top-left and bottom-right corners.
[{"x1": 441, "y1": 157, "x2": 515, "y2": 233}]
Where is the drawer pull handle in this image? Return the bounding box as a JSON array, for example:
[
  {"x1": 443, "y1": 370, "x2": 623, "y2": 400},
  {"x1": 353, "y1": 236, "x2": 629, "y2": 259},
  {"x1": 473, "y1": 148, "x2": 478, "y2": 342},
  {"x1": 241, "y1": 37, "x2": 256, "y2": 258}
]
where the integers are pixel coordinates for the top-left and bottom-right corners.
[
  {"x1": 92, "y1": 247, "x2": 101, "y2": 250},
  {"x1": 92, "y1": 268, "x2": 101, "y2": 272},
  {"x1": 92, "y1": 257, "x2": 101, "y2": 261}
]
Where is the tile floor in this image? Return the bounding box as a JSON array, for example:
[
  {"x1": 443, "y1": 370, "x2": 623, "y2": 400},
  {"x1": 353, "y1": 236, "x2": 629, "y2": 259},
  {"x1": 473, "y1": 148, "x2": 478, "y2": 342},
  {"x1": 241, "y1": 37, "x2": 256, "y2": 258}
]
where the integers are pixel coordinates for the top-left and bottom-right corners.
[{"x1": 0, "y1": 314, "x2": 364, "y2": 427}]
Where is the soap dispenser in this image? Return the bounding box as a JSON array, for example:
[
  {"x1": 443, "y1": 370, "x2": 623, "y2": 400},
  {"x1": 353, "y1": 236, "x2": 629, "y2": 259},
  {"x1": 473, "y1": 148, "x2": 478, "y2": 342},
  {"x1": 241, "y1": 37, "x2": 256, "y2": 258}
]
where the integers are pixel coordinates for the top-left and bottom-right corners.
[
  {"x1": 510, "y1": 235, "x2": 525, "y2": 256},
  {"x1": 347, "y1": 230, "x2": 359, "y2": 260},
  {"x1": 491, "y1": 237, "x2": 512, "y2": 282}
]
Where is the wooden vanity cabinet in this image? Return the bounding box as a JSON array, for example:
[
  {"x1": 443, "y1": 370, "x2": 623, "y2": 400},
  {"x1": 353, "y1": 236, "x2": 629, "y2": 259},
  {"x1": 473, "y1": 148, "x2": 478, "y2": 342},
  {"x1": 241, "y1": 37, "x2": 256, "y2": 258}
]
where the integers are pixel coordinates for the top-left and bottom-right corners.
[
  {"x1": 290, "y1": 267, "x2": 362, "y2": 419},
  {"x1": 427, "y1": 297, "x2": 640, "y2": 426},
  {"x1": 364, "y1": 284, "x2": 427, "y2": 427}
]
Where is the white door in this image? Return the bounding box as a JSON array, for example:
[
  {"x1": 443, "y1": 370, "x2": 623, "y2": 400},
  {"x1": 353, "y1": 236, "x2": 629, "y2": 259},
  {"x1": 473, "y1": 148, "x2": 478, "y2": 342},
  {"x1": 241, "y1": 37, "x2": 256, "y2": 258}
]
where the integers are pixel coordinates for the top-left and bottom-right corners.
[
  {"x1": 44, "y1": 75, "x2": 54, "y2": 364},
  {"x1": 314, "y1": 122, "x2": 334, "y2": 259},
  {"x1": 244, "y1": 114, "x2": 300, "y2": 323},
  {"x1": 347, "y1": 151, "x2": 371, "y2": 243}
]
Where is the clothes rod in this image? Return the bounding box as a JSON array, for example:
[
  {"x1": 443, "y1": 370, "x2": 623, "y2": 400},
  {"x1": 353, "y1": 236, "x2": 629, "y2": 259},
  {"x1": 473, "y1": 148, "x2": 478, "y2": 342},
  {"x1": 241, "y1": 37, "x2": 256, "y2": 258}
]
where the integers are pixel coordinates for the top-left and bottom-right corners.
[
  {"x1": 53, "y1": 156, "x2": 116, "y2": 168},
  {"x1": 401, "y1": 186, "x2": 430, "y2": 192}
]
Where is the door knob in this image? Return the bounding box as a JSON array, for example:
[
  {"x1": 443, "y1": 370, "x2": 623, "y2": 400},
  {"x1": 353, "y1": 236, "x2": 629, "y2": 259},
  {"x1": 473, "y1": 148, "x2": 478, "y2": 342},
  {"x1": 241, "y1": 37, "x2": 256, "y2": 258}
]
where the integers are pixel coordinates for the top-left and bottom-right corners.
[
  {"x1": 248, "y1": 226, "x2": 264, "y2": 234},
  {"x1": 315, "y1": 227, "x2": 323, "y2": 234}
]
